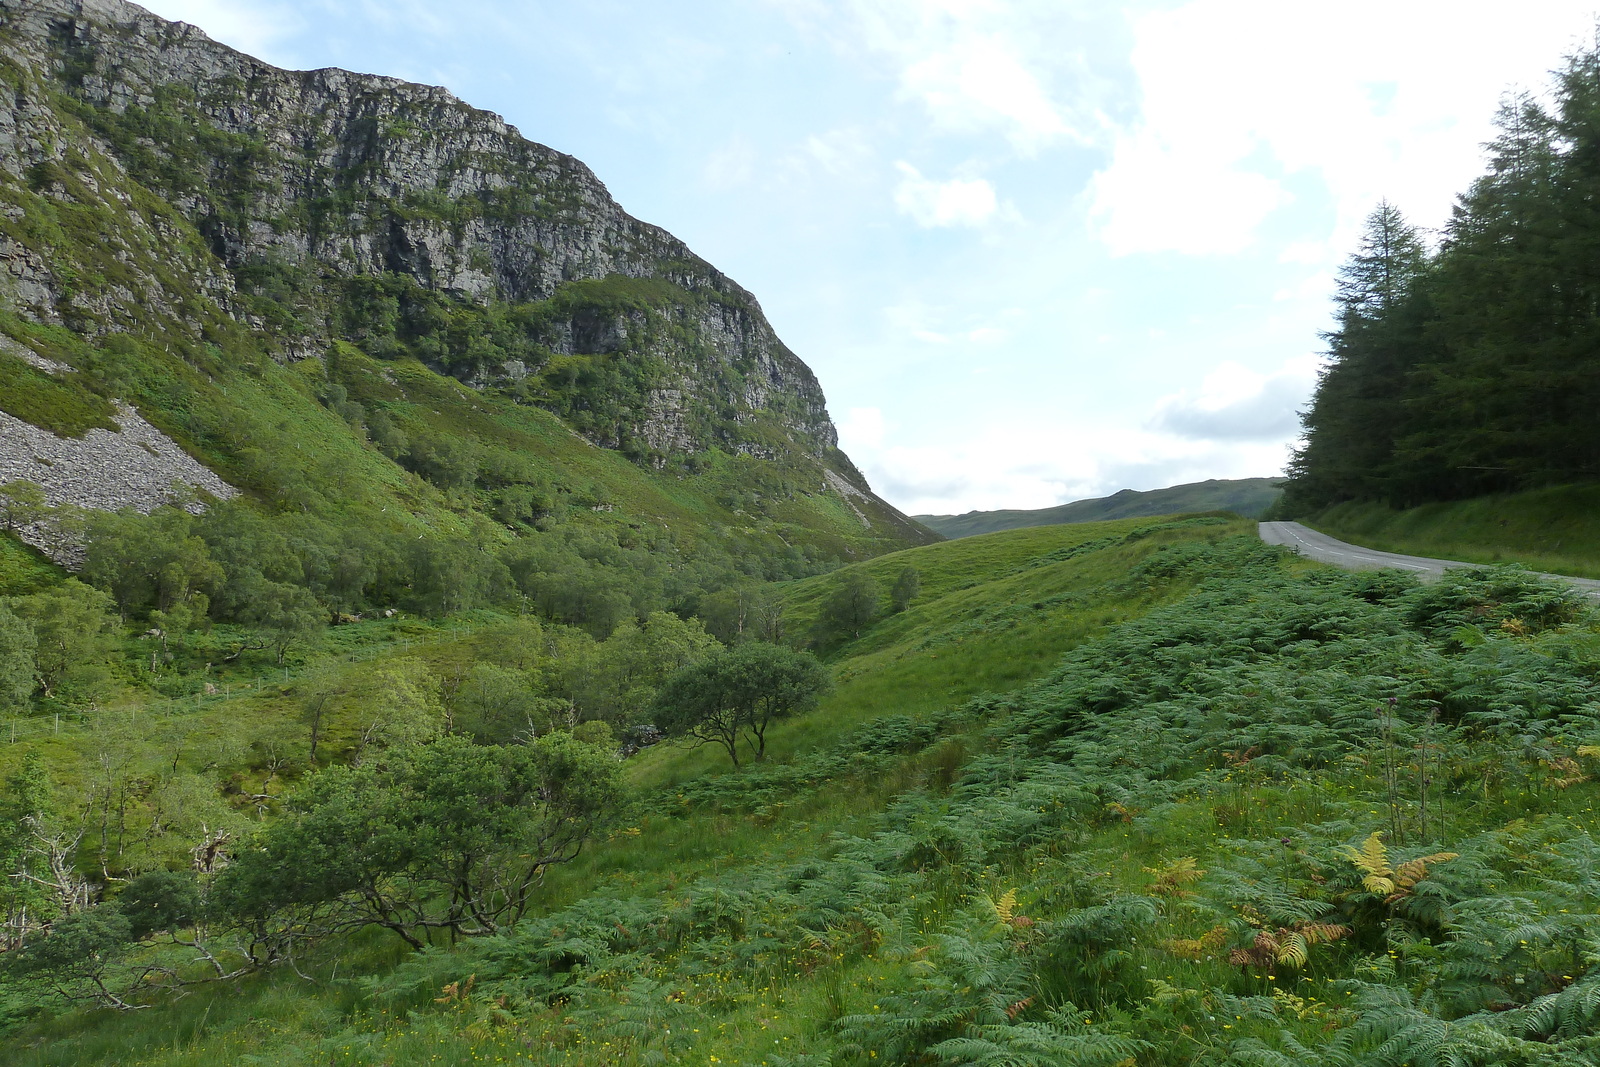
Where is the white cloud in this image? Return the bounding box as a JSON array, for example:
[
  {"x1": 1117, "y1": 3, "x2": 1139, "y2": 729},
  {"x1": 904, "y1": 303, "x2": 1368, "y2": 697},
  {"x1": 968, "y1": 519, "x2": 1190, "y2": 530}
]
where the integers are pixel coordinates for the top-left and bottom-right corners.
[
  {"x1": 772, "y1": 0, "x2": 1100, "y2": 154},
  {"x1": 138, "y1": 0, "x2": 301, "y2": 61},
  {"x1": 803, "y1": 128, "x2": 873, "y2": 177},
  {"x1": 1149, "y1": 355, "x2": 1322, "y2": 442},
  {"x1": 893, "y1": 162, "x2": 998, "y2": 227},
  {"x1": 899, "y1": 33, "x2": 1076, "y2": 153},
  {"x1": 861, "y1": 418, "x2": 1293, "y2": 516},
  {"x1": 1089, "y1": 130, "x2": 1291, "y2": 256},
  {"x1": 838, "y1": 406, "x2": 888, "y2": 451},
  {"x1": 1090, "y1": 0, "x2": 1600, "y2": 258}
]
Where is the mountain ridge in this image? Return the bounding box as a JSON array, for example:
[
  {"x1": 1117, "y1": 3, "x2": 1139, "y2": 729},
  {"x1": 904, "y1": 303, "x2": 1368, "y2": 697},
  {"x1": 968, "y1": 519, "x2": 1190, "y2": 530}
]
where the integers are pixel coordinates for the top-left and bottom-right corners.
[
  {"x1": 915, "y1": 476, "x2": 1282, "y2": 539},
  {"x1": 0, "y1": 0, "x2": 935, "y2": 560}
]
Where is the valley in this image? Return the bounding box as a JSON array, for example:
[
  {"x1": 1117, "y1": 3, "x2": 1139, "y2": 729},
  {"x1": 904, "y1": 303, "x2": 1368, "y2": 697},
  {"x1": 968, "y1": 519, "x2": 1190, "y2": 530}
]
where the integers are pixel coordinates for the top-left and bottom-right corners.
[{"x1": 3, "y1": 1, "x2": 1600, "y2": 1065}]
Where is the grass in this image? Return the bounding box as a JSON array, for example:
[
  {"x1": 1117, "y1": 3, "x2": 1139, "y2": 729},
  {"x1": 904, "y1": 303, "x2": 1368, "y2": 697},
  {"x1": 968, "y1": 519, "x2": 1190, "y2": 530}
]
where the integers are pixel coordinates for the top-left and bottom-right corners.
[
  {"x1": 1308, "y1": 483, "x2": 1600, "y2": 579},
  {"x1": 12, "y1": 530, "x2": 1600, "y2": 1064},
  {"x1": 0, "y1": 533, "x2": 63, "y2": 597},
  {"x1": 0, "y1": 516, "x2": 1248, "y2": 1064},
  {"x1": 626, "y1": 515, "x2": 1252, "y2": 787}
]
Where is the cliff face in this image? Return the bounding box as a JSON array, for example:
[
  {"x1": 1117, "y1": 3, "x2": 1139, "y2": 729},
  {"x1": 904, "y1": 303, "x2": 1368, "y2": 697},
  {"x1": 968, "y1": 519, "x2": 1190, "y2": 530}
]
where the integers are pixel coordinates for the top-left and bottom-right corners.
[{"x1": 0, "y1": 0, "x2": 897, "y2": 498}]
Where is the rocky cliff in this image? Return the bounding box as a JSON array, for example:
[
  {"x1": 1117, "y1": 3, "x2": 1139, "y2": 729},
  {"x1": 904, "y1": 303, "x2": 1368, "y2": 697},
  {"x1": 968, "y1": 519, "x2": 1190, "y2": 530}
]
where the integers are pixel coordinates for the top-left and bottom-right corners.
[{"x1": 0, "y1": 0, "x2": 920, "y2": 542}]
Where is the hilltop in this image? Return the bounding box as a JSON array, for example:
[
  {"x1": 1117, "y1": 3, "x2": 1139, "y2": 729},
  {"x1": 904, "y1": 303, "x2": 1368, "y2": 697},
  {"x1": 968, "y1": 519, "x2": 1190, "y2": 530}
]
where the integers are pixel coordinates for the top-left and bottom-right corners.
[{"x1": 915, "y1": 476, "x2": 1282, "y2": 539}]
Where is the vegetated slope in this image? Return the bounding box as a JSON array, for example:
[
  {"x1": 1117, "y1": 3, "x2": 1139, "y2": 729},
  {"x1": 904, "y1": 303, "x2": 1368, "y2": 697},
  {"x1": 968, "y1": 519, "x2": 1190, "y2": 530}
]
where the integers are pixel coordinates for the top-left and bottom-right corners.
[
  {"x1": 13, "y1": 519, "x2": 1600, "y2": 1065},
  {"x1": 0, "y1": 0, "x2": 932, "y2": 580},
  {"x1": 915, "y1": 477, "x2": 1282, "y2": 539},
  {"x1": 1283, "y1": 40, "x2": 1600, "y2": 513},
  {"x1": 1305, "y1": 484, "x2": 1600, "y2": 580},
  {"x1": 0, "y1": 513, "x2": 1253, "y2": 1058}
]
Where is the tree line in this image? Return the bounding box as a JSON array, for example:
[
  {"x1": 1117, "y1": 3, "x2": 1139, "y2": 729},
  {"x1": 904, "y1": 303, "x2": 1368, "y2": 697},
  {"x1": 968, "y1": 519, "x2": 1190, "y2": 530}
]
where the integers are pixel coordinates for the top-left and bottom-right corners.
[{"x1": 1286, "y1": 42, "x2": 1600, "y2": 511}]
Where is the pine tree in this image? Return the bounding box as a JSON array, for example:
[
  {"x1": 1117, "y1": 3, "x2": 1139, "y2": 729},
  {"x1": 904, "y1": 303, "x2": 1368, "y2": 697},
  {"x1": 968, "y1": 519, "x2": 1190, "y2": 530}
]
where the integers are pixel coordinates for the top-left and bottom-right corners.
[{"x1": 1286, "y1": 202, "x2": 1429, "y2": 508}]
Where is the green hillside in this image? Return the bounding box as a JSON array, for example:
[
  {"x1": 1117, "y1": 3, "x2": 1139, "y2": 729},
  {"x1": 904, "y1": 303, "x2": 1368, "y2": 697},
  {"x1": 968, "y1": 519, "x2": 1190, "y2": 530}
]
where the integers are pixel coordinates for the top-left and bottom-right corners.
[
  {"x1": 9, "y1": 514, "x2": 1600, "y2": 1065},
  {"x1": 0, "y1": 515, "x2": 1250, "y2": 1058},
  {"x1": 915, "y1": 477, "x2": 1282, "y2": 539}
]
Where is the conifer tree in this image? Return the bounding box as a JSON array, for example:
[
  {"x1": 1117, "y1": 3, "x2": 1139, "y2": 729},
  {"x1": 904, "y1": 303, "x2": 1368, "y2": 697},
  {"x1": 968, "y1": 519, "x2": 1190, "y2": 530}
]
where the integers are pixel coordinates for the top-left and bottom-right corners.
[{"x1": 1287, "y1": 202, "x2": 1428, "y2": 508}]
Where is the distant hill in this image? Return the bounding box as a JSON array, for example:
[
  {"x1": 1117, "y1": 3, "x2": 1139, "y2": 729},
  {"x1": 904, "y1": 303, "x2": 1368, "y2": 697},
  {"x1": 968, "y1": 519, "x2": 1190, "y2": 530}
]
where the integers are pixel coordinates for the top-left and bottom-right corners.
[{"x1": 914, "y1": 477, "x2": 1283, "y2": 539}]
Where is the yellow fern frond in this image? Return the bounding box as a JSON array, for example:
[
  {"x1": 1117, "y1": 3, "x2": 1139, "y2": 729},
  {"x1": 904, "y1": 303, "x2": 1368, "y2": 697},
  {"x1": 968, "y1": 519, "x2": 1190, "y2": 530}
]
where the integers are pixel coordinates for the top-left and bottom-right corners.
[
  {"x1": 1341, "y1": 831, "x2": 1392, "y2": 880},
  {"x1": 1363, "y1": 873, "x2": 1396, "y2": 895},
  {"x1": 1275, "y1": 931, "x2": 1309, "y2": 968},
  {"x1": 1144, "y1": 856, "x2": 1205, "y2": 898},
  {"x1": 1164, "y1": 938, "x2": 1206, "y2": 960},
  {"x1": 1576, "y1": 745, "x2": 1600, "y2": 759},
  {"x1": 990, "y1": 888, "x2": 1018, "y2": 925}
]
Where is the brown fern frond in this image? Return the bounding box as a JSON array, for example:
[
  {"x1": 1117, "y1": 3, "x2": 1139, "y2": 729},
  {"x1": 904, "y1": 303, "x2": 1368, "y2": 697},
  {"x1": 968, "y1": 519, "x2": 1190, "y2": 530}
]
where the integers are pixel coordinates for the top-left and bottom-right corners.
[
  {"x1": 1005, "y1": 996, "x2": 1034, "y2": 1020},
  {"x1": 1386, "y1": 852, "x2": 1458, "y2": 901},
  {"x1": 1545, "y1": 757, "x2": 1588, "y2": 788},
  {"x1": 1298, "y1": 922, "x2": 1351, "y2": 946}
]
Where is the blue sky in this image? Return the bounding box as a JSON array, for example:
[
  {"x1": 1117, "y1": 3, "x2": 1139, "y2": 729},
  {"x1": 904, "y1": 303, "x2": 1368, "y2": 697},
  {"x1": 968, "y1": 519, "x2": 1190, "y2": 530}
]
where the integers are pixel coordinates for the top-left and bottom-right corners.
[{"x1": 142, "y1": 0, "x2": 1600, "y2": 516}]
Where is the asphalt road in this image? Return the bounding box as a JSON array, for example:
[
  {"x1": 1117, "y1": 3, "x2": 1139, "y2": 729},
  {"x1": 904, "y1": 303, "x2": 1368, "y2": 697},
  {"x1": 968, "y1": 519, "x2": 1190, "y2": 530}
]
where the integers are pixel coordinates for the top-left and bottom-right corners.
[{"x1": 1258, "y1": 520, "x2": 1600, "y2": 599}]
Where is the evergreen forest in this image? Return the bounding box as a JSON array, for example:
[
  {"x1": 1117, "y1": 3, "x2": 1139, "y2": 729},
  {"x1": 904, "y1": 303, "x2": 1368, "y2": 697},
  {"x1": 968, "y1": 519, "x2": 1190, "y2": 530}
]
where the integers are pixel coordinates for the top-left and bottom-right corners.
[{"x1": 1286, "y1": 43, "x2": 1600, "y2": 512}]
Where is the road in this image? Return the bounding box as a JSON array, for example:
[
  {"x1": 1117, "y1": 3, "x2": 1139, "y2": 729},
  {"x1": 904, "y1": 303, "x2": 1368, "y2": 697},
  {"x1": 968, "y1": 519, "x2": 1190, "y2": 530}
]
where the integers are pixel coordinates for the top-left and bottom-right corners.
[{"x1": 1258, "y1": 521, "x2": 1600, "y2": 599}]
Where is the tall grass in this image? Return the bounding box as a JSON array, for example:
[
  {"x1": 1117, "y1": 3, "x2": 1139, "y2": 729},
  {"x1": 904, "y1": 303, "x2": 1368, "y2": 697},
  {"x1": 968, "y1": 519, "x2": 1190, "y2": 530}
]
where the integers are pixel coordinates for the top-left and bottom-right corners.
[{"x1": 1309, "y1": 484, "x2": 1600, "y2": 578}]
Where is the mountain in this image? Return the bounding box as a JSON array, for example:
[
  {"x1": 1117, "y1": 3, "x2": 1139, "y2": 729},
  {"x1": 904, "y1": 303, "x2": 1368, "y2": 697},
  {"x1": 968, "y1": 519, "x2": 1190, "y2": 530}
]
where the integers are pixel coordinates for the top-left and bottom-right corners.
[
  {"x1": 0, "y1": 0, "x2": 935, "y2": 579},
  {"x1": 914, "y1": 476, "x2": 1283, "y2": 539}
]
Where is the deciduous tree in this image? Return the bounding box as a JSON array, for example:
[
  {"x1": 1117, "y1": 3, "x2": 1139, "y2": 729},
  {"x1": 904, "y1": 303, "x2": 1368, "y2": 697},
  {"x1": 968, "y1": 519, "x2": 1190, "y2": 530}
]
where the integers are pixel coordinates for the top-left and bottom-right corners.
[{"x1": 652, "y1": 642, "x2": 830, "y2": 766}]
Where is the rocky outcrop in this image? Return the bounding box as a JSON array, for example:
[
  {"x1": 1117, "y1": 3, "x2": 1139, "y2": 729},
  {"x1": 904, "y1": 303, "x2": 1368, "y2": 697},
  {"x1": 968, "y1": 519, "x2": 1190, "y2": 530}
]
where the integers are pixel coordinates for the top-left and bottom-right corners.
[
  {"x1": 0, "y1": 401, "x2": 238, "y2": 560},
  {"x1": 0, "y1": 0, "x2": 842, "y2": 465}
]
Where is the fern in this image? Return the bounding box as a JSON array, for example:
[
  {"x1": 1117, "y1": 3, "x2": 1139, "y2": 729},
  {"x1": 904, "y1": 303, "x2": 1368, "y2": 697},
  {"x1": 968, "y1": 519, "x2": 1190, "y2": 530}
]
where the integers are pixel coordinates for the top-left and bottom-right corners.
[
  {"x1": 1143, "y1": 856, "x2": 1205, "y2": 899},
  {"x1": 1341, "y1": 832, "x2": 1457, "y2": 902}
]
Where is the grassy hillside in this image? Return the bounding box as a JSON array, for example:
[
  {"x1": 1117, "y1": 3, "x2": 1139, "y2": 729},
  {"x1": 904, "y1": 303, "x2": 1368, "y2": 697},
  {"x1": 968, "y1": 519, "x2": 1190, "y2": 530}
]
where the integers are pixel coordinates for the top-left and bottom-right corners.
[
  {"x1": 917, "y1": 478, "x2": 1282, "y2": 539},
  {"x1": 1307, "y1": 483, "x2": 1600, "y2": 579},
  {"x1": 12, "y1": 513, "x2": 1600, "y2": 1064},
  {"x1": 0, "y1": 514, "x2": 1253, "y2": 1061}
]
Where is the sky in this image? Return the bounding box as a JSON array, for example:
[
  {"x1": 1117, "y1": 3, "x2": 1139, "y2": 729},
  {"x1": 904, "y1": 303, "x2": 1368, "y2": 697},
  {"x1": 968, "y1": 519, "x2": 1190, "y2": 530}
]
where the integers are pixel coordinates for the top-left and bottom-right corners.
[{"x1": 139, "y1": 0, "x2": 1600, "y2": 516}]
